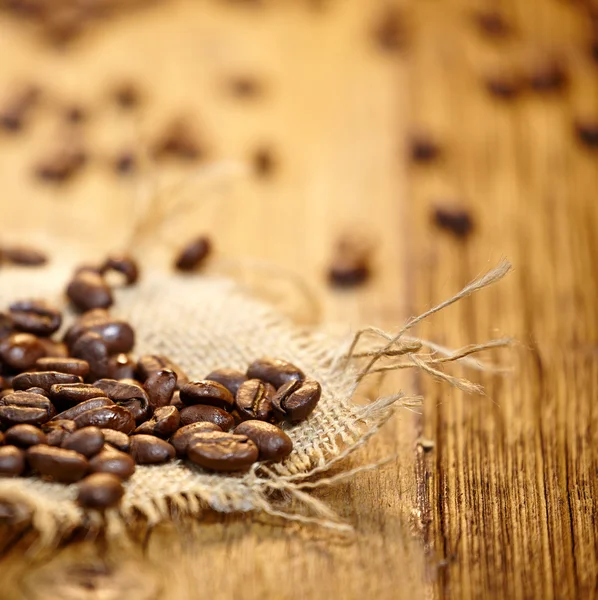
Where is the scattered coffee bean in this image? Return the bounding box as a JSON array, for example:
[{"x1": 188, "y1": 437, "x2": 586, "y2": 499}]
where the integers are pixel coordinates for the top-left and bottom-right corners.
[
  {"x1": 234, "y1": 420, "x2": 292, "y2": 462},
  {"x1": 38, "y1": 338, "x2": 69, "y2": 358},
  {"x1": 252, "y1": 147, "x2": 276, "y2": 178},
  {"x1": 43, "y1": 419, "x2": 77, "y2": 446},
  {"x1": 235, "y1": 379, "x2": 276, "y2": 422},
  {"x1": 0, "y1": 85, "x2": 39, "y2": 132},
  {"x1": 63, "y1": 308, "x2": 109, "y2": 348},
  {"x1": 13, "y1": 371, "x2": 82, "y2": 393},
  {"x1": 49, "y1": 383, "x2": 107, "y2": 406},
  {"x1": 93, "y1": 379, "x2": 150, "y2": 423},
  {"x1": 67, "y1": 272, "x2": 113, "y2": 312},
  {"x1": 2, "y1": 245, "x2": 48, "y2": 266},
  {"x1": 62, "y1": 427, "x2": 104, "y2": 457},
  {"x1": 433, "y1": 206, "x2": 474, "y2": 238},
  {"x1": 328, "y1": 245, "x2": 371, "y2": 288},
  {"x1": 170, "y1": 422, "x2": 222, "y2": 457},
  {"x1": 143, "y1": 369, "x2": 177, "y2": 409},
  {"x1": 36, "y1": 357, "x2": 90, "y2": 378},
  {"x1": 8, "y1": 299, "x2": 62, "y2": 336},
  {"x1": 174, "y1": 236, "x2": 212, "y2": 272},
  {"x1": 35, "y1": 145, "x2": 86, "y2": 183},
  {"x1": 113, "y1": 81, "x2": 141, "y2": 109},
  {"x1": 5, "y1": 424, "x2": 47, "y2": 448},
  {"x1": 100, "y1": 254, "x2": 139, "y2": 286},
  {"x1": 271, "y1": 378, "x2": 322, "y2": 422},
  {"x1": 527, "y1": 58, "x2": 568, "y2": 93},
  {"x1": 27, "y1": 445, "x2": 88, "y2": 483},
  {"x1": 71, "y1": 332, "x2": 111, "y2": 379},
  {"x1": 246, "y1": 357, "x2": 305, "y2": 389},
  {"x1": 129, "y1": 434, "x2": 175, "y2": 464},
  {"x1": 409, "y1": 133, "x2": 441, "y2": 163},
  {"x1": 52, "y1": 397, "x2": 114, "y2": 422},
  {"x1": 73, "y1": 405, "x2": 136, "y2": 434},
  {"x1": 179, "y1": 380, "x2": 235, "y2": 411},
  {"x1": 0, "y1": 446, "x2": 26, "y2": 477},
  {"x1": 473, "y1": 10, "x2": 511, "y2": 38},
  {"x1": 372, "y1": 7, "x2": 405, "y2": 52},
  {"x1": 179, "y1": 404, "x2": 235, "y2": 430},
  {"x1": 133, "y1": 405, "x2": 180, "y2": 438},
  {"x1": 89, "y1": 446, "x2": 135, "y2": 480},
  {"x1": 187, "y1": 431, "x2": 258, "y2": 472},
  {"x1": 81, "y1": 319, "x2": 135, "y2": 354},
  {"x1": 77, "y1": 473, "x2": 124, "y2": 509},
  {"x1": 205, "y1": 368, "x2": 247, "y2": 397},
  {"x1": 575, "y1": 120, "x2": 598, "y2": 148},
  {"x1": 101, "y1": 429, "x2": 130, "y2": 452},
  {"x1": 153, "y1": 119, "x2": 202, "y2": 161},
  {"x1": 0, "y1": 391, "x2": 56, "y2": 426},
  {"x1": 0, "y1": 333, "x2": 46, "y2": 370}
]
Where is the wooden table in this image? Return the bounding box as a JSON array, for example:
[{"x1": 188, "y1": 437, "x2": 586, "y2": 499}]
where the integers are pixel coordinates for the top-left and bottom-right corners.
[{"x1": 0, "y1": 1, "x2": 596, "y2": 598}]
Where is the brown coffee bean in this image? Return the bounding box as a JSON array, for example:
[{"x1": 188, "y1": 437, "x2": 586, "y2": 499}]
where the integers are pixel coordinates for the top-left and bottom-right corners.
[
  {"x1": 93, "y1": 379, "x2": 150, "y2": 423},
  {"x1": 246, "y1": 358, "x2": 305, "y2": 389},
  {"x1": 50, "y1": 383, "x2": 107, "y2": 406},
  {"x1": 229, "y1": 75, "x2": 262, "y2": 98},
  {"x1": 575, "y1": 120, "x2": 598, "y2": 148},
  {"x1": 13, "y1": 371, "x2": 82, "y2": 393},
  {"x1": 0, "y1": 85, "x2": 39, "y2": 132},
  {"x1": 170, "y1": 422, "x2": 222, "y2": 457},
  {"x1": 143, "y1": 369, "x2": 177, "y2": 409},
  {"x1": 0, "y1": 333, "x2": 46, "y2": 370},
  {"x1": 77, "y1": 473, "x2": 125, "y2": 509},
  {"x1": 43, "y1": 419, "x2": 76, "y2": 446},
  {"x1": 473, "y1": 10, "x2": 510, "y2": 38},
  {"x1": 73, "y1": 405, "x2": 136, "y2": 434},
  {"x1": 52, "y1": 397, "x2": 114, "y2": 422},
  {"x1": 174, "y1": 236, "x2": 212, "y2": 272},
  {"x1": 153, "y1": 118, "x2": 201, "y2": 161},
  {"x1": 71, "y1": 332, "x2": 111, "y2": 379},
  {"x1": 0, "y1": 391, "x2": 55, "y2": 426},
  {"x1": 409, "y1": 133, "x2": 441, "y2": 164},
  {"x1": 234, "y1": 420, "x2": 293, "y2": 462},
  {"x1": 113, "y1": 81, "x2": 141, "y2": 109},
  {"x1": 36, "y1": 357, "x2": 90, "y2": 378},
  {"x1": 271, "y1": 378, "x2": 322, "y2": 422},
  {"x1": 101, "y1": 429, "x2": 130, "y2": 452},
  {"x1": 179, "y1": 404, "x2": 235, "y2": 430},
  {"x1": 129, "y1": 434, "x2": 175, "y2": 464},
  {"x1": 5, "y1": 424, "x2": 47, "y2": 448},
  {"x1": 235, "y1": 379, "x2": 276, "y2": 422},
  {"x1": 107, "y1": 354, "x2": 136, "y2": 380},
  {"x1": 328, "y1": 253, "x2": 370, "y2": 287},
  {"x1": 187, "y1": 431, "x2": 258, "y2": 472},
  {"x1": 38, "y1": 338, "x2": 69, "y2": 359},
  {"x1": 63, "y1": 308, "x2": 109, "y2": 348},
  {"x1": 35, "y1": 145, "x2": 87, "y2": 183},
  {"x1": 27, "y1": 445, "x2": 88, "y2": 483},
  {"x1": 79, "y1": 319, "x2": 135, "y2": 355},
  {"x1": 372, "y1": 7, "x2": 405, "y2": 53},
  {"x1": 133, "y1": 406, "x2": 180, "y2": 438},
  {"x1": 252, "y1": 147, "x2": 276, "y2": 178},
  {"x1": 205, "y1": 368, "x2": 247, "y2": 397},
  {"x1": 179, "y1": 381, "x2": 234, "y2": 411},
  {"x1": 66, "y1": 272, "x2": 113, "y2": 312},
  {"x1": 433, "y1": 206, "x2": 474, "y2": 238},
  {"x1": 137, "y1": 355, "x2": 189, "y2": 387},
  {"x1": 89, "y1": 446, "x2": 135, "y2": 480},
  {"x1": 62, "y1": 426, "x2": 104, "y2": 457},
  {"x1": 527, "y1": 59, "x2": 568, "y2": 93},
  {"x1": 9, "y1": 299, "x2": 62, "y2": 336},
  {"x1": 100, "y1": 254, "x2": 140, "y2": 286},
  {"x1": 0, "y1": 446, "x2": 26, "y2": 477},
  {"x1": 2, "y1": 245, "x2": 48, "y2": 266}
]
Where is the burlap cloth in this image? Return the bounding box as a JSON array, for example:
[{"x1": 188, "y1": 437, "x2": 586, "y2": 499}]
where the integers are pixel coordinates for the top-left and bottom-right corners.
[{"x1": 0, "y1": 261, "x2": 511, "y2": 542}]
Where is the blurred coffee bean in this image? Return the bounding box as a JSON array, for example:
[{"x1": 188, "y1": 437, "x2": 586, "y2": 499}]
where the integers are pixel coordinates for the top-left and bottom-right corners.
[
  {"x1": 100, "y1": 254, "x2": 139, "y2": 286},
  {"x1": 271, "y1": 378, "x2": 322, "y2": 422},
  {"x1": 112, "y1": 81, "x2": 141, "y2": 109},
  {"x1": 527, "y1": 58, "x2": 568, "y2": 93},
  {"x1": 43, "y1": 419, "x2": 77, "y2": 446},
  {"x1": 61, "y1": 426, "x2": 104, "y2": 457},
  {"x1": 409, "y1": 133, "x2": 441, "y2": 163},
  {"x1": 67, "y1": 272, "x2": 113, "y2": 312},
  {"x1": 187, "y1": 431, "x2": 258, "y2": 472},
  {"x1": 89, "y1": 446, "x2": 135, "y2": 480},
  {"x1": 49, "y1": 383, "x2": 107, "y2": 406},
  {"x1": 235, "y1": 379, "x2": 276, "y2": 422},
  {"x1": 472, "y1": 10, "x2": 511, "y2": 38},
  {"x1": 133, "y1": 406, "x2": 180, "y2": 438},
  {"x1": 129, "y1": 434, "x2": 175, "y2": 464},
  {"x1": 433, "y1": 206, "x2": 474, "y2": 238},
  {"x1": 0, "y1": 391, "x2": 55, "y2": 426},
  {"x1": 170, "y1": 422, "x2": 222, "y2": 457},
  {"x1": 153, "y1": 118, "x2": 202, "y2": 160},
  {"x1": 174, "y1": 236, "x2": 212, "y2": 272},
  {"x1": 0, "y1": 333, "x2": 46, "y2": 370},
  {"x1": 38, "y1": 338, "x2": 69, "y2": 358},
  {"x1": 13, "y1": 371, "x2": 82, "y2": 393},
  {"x1": 2, "y1": 245, "x2": 48, "y2": 266},
  {"x1": 27, "y1": 445, "x2": 88, "y2": 483},
  {"x1": 179, "y1": 381, "x2": 235, "y2": 411},
  {"x1": 5, "y1": 424, "x2": 47, "y2": 448},
  {"x1": 64, "y1": 104, "x2": 86, "y2": 124},
  {"x1": 114, "y1": 151, "x2": 136, "y2": 174},
  {"x1": 484, "y1": 71, "x2": 522, "y2": 100},
  {"x1": 328, "y1": 253, "x2": 370, "y2": 287},
  {"x1": 35, "y1": 145, "x2": 86, "y2": 183},
  {"x1": 372, "y1": 7, "x2": 405, "y2": 52},
  {"x1": 575, "y1": 120, "x2": 598, "y2": 148},
  {"x1": 229, "y1": 75, "x2": 262, "y2": 98},
  {"x1": 101, "y1": 429, "x2": 130, "y2": 452},
  {"x1": 8, "y1": 299, "x2": 62, "y2": 336},
  {"x1": 234, "y1": 420, "x2": 293, "y2": 462},
  {"x1": 252, "y1": 147, "x2": 276, "y2": 178},
  {"x1": 205, "y1": 368, "x2": 247, "y2": 397},
  {"x1": 77, "y1": 473, "x2": 125, "y2": 509},
  {"x1": 143, "y1": 369, "x2": 177, "y2": 409},
  {"x1": 73, "y1": 405, "x2": 136, "y2": 434},
  {"x1": 0, "y1": 446, "x2": 26, "y2": 477},
  {"x1": 93, "y1": 379, "x2": 150, "y2": 423},
  {"x1": 179, "y1": 404, "x2": 235, "y2": 430},
  {"x1": 36, "y1": 357, "x2": 90, "y2": 378},
  {"x1": 0, "y1": 85, "x2": 39, "y2": 132},
  {"x1": 246, "y1": 357, "x2": 305, "y2": 389}
]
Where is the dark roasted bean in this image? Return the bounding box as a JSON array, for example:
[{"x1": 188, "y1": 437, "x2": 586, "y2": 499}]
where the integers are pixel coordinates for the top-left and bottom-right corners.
[
  {"x1": 153, "y1": 119, "x2": 201, "y2": 160},
  {"x1": 0, "y1": 391, "x2": 55, "y2": 426},
  {"x1": 129, "y1": 435, "x2": 175, "y2": 464},
  {"x1": 5, "y1": 424, "x2": 47, "y2": 448},
  {"x1": 9, "y1": 299, "x2": 62, "y2": 336},
  {"x1": 409, "y1": 133, "x2": 441, "y2": 163},
  {"x1": 0, "y1": 446, "x2": 26, "y2": 477},
  {"x1": 143, "y1": 369, "x2": 177, "y2": 409},
  {"x1": 62, "y1": 427, "x2": 104, "y2": 457},
  {"x1": 50, "y1": 383, "x2": 107, "y2": 406},
  {"x1": 27, "y1": 445, "x2": 88, "y2": 483},
  {"x1": 2, "y1": 245, "x2": 48, "y2": 266},
  {"x1": 179, "y1": 381, "x2": 234, "y2": 411},
  {"x1": 63, "y1": 308, "x2": 109, "y2": 348},
  {"x1": 235, "y1": 379, "x2": 276, "y2": 422},
  {"x1": 234, "y1": 420, "x2": 293, "y2": 462},
  {"x1": 77, "y1": 473, "x2": 124, "y2": 509},
  {"x1": 0, "y1": 333, "x2": 46, "y2": 370},
  {"x1": 36, "y1": 357, "x2": 89, "y2": 378},
  {"x1": 372, "y1": 7, "x2": 405, "y2": 52},
  {"x1": 575, "y1": 120, "x2": 598, "y2": 148},
  {"x1": 38, "y1": 338, "x2": 69, "y2": 358},
  {"x1": 170, "y1": 422, "x2": 222, "y2": 457},
  {"x1": 246, "y1": 357, "x2": 305, "y2": 389},
  {"x1": 101, "y1": 429, "x2": 130, "y2": 452},
  {"x1": 174, "y1": 236, "x2": 211, "y2": 271},
  {"x1": 179, "y1": 405, "x2": 235, "y2": 430},
  {"x1": 113, "y1": 82, "x2": 141, "y2": 109},
  {"x1": 66, "y1": 272, "x2": 113, "y2": 312},
  {"x1": 93, "y1": 379, "x2": 150, "y2": 423},
  {"x1": 89, "y1": 446, "x2": 135, "y2": 480},
  {"x1": 100, "y1": 254, "x2": 140, "y2": 286},
  {"x1": 13, "y1": 371, "x2": 82, "y2": 393},
  {"x1": 133, "y1": 406, "x2": 180, "y2": 438},
  {"x1": 43, "y1": 419, "x2": 77, "y2": 446},
  {"x1": 52, "y1": 398, "x2": 114, "y2": 422},
  {"x1": 73, "y1": 405, "x2": 136, "y2": 434},
  {"x1": 205, "y1": 368, "x2": 247, "y2": 397},
  {"x1": 137, "y1": 355, "x2": 189, "y2": 387},
  {"x1": 433, "y1": 206, "x2": 474, "y2": 238},
  {"x1": 187, "y1": 431, "x2": 258, "y2": 472},
  {"x1": 328, "y1": 253, "x2": 370, "y2": 287},
  {"x1": 271, "y1": 379, "x2": 322, "y2": 422},
  {"x1": 71, "y1": 332, "x2": 111, "y2": 379}
]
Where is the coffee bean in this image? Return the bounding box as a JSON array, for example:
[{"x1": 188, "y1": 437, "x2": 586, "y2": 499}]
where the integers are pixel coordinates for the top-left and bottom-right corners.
[
  {"x1": 170, "y1": 422, "x2": 222, "y2": 457},
  {"x1": 113, "y1": 81, "x2": 141, "y2": 109},
  {"x1": 64, "y1": 104, "x2": 86, "y2": 124},
  {"x1": 43, "y1": 419, "x2": 76, "y2": 446},
  {"x1": 38, "y1": 338, "x2": 69, "y2": 358},
  {"x1": 229, "y1": 75, "x2": 262, "y2": 98},
  {"x1": 66, "y1": 272, "x2": 113, "y2": 312},
  {"x1": 527, "y1": 59, "x2": 568, "y2": 93},
  {"x1": 71, "y1": 332, "x2": 111, "y2": 379},
  {"x1": 328, "y1": 252, "x2": 370, "y2": 287},
  {"x1": 36, "y1": 357, "x2": 90, "y2": 378},
  {"x1": 68, "y1": 317, "x2": 135, "y2": 355},
  {"x1": 484, "y1": 72, "x2": 522, "y2": 100},
  {"x1": 100, "y1": 254, "x2": 139, "y2": 286},
  {"x1": 101, "y1": 429, "x2": 130, "y2": 452},
  {"x1": 153, "y1": 118, "x2": 202, "y2": 161},
  {"x1": 235, "y1": 379, "x2": 276, "y2": 422},
  {"x1": 0, "y1": 446, "x2": 26, "y2": 477},
  {"x1": 409, "y1": 133, "x2": 441, "y2": 164},
  {"x1": 77, "y1": 473, "x2": 125, "y2": 509},
  {"x1": 246, "y1": 358, "x2": 305, "y2": 389},
  {"x1": 473, "y1": 10, "x2": 510, "y2": 38},
  {"x1": 372, "y1": 7, "x2": 405, "y2": 53},
  {"x1": 52, "y1": 397, "x2": 114, "y2": 422},
  {"x1": 143, "y1": 369, "x2": 177, "y2": 409},
  {"x1": 9, "y1": 299, "x2": 62, "y2": 336},
  {"x1": 129, "y1": 434, "x2": 175, "y2": 464},
  {"x1": 5, "y1": 424, "x2": 47, "y2": 448},
  {"x1": 234, "y1": 420, "x2": 293, "y2": 462},
  {"x1": 27, "y1": 445, "x2": 88, "y2": 483},
  {"x1": 433, "y1": 206, "x2": 474, "y2": 238},
  {"x1": 252, "y1": 147, "x2": 276, "y2": 178},
  {"x1": 0, "y1": 85, "x2": 39, "y2": 132},
  {"x1": 107, "y1": 353, "x2": 136, "y2": 380},
  {"x1": 137, "y1": 355, "x2": 189, "y2": 387},
  {"x1": 62, "y1": 426, "x2": 104, "y2": 457},
  {"x1": 13, "y1": 371, "x2": 82, "y2": 393},
  {"x1": 187, "y1": 431, "x2": 258, "y2": 472},
  {"x1": 49, "y1": 383, "x2": 107, "y2": 406},
  {"x1": 93, "y1": 379, "x2": 150, "y2": 423},
  {"x1": 179, "y1": 405, "x2": 235, "y2": 430},
  {"x1": 271, "y1": 378, "x2": 322, "y2": 422},
  {"x1": 575, "y1": 120, "x2": 598, "y2": 148},
  {"x1": 205, "y1": 368, "x2": 247, "y2": 397},
  {"x1": 0, "y1": 391, "x2": 56, "y2": 426},
  {"x1": 179, "y1": 381, "x2": 234, "y2": 411},
  {"x1": 2, "y1": 245, "x2": 48, "y2": 266},
  {"x1": 35, "y1": 145, "x2": 87, "y2": 183},
  {"x1": 0, "y1": 333, "x2": 46, "y2": 370},
  {"x1": 114, "y1": 151, "x2": 136, "y2": 174},
  {"x1": 133, "y1": 405, "x2": 180, "y2": 438},
  {"x1": 73, "y1": 405, "x2": 136, "y2": 434},
  {"x1": 174, "y1": 236, "x2": 212, "y2": 271},
  {"x1": 89, "y1": 446, "x2": 135, "y2": 480}
]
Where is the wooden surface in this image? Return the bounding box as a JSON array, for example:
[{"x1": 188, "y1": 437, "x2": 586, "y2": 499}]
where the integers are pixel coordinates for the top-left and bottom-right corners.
[{"x1": 0, "y1": 0, "x2": 597, "y2": 598}]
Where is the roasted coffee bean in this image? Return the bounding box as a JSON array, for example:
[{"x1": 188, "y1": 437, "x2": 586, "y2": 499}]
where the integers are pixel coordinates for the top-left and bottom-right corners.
[
  {"x1": 137, "y1": 355, "x2": 189, "y2": 387},
  {"x1": 52, "y1": 397, "x2": 114, "y2": 422},
  {"x1": 372, "y1": 7, "x2": 405, "y2": 52},
  {"x1": 328, "y1": 253, "x2": 370, "y2": 287},
  {"x1": 0, "y1": 86, "x2": 38, "y2": 132},
  {"x1": 35, "y1": 145, "x2": 87, "y2": 183},
  {"x1": 66, "y1": 272, "x2": 113, "y2": 312},
  {"x1": 43, "y1": 419, "x2": 77, "y2": 446},
  {"x1": 527, "y1": 59, "x2": 567, "y2": 93},
  {"x1": 101, "y1": 429, "x2": 130, "y2": 452},
  {"x1": 9, "y1": 299, "x2": 62, "y2": 336},
  {"x1": 229, "y1": 75, "x2": 261, "y2": 98},
  {"x1": 50, "y1": 383, "x2": 107, "y2": 406},
  {"x1": 0, "y1": 446, "x2": 26, "y2": 477},
  {"x1": 13, "y1": 371, "x2": 82, "y2": 393},
  {"x1": 129, "y1": 434, "x2": 175, "y2": 464},
  {"x1": 252, "y1": 147, "x2": 276, "y2": 178},
  {"x1": 179, "y1": 381, "x2": 234, "y2": 411},
  {"x1": 64, "y1": 104, "x2": 85, "y2": 124},
  {"x1": 0, "y1": 333, "x2": 46, "y2": 370},
  {"x1": 71, "y1": 332, "x2": 111, "y2": 379},
  {"x1": 409, "y1": 133, "x2": 441, "y2": 164},
  {"x1": 79, "y1": 319, "x2": 135, "y2": 355},
  {"x1": 246, "y1": 358, "x2": 305, "y2": 389},
  {"x1": 38, "y1": 338, "x2": 69, "y2": 358},
  {"x1": 473, "y1": 10, "x2": 510, "y2": 38},
  {"x1": 93, "y1": 379, "x2": 150, "y2": 423},
  {"x1": 0, "y1": 391, "x2": 55, "y2": 426},
  {"x1": 100, "y1": 254, "x2": 139, "y2": 286},
  {"x1": 36, "y1": 357, "x2": 90, "y2": 378},
  {"x1": 133, "y1": 406, "x2": 180, "y2": 438},
  {"x1": 235, "y1": 379, "x2": 276, "y2": 422},
  {"x1": 271, "y1": 379, "x2": 322, "y2": 422},
  {"x1": 73, "y1": 405, "x2": 136, "y2": 434},
  {"x1": 77, "y1": 473, "x2": 124, "y2": 509},
  {"x1": 62, "y1": 427, "x2": 104, "y2": 457},
  {"x1": 143, "y1": 369, "x2": 177, "y2": 409},
  {"x1": 575, "y1": 120, "x2": 598, "y2": 148},
  {"x1": 5, "y1": 424, "x2": 47, "y2": 448},
  {"x1": 113, "y1": 81, "x2": 141, "y2": 109},
  {"x1": 107, "y1": 354, "x2": 136, "y2": 380},
  {"x1": 89, "y1": 446, "x2": 135, "y2": 480},
  {"x1": 179, "y1": 404, "x2": 235, "y2": 430},
  {"x1": 153, "y1": 119, "x2": 201, "y2": 160},
  {"x1": 484, "y1": 72, "x2": 522, "y2": 100},
  {"x1": 187, "y1": 431, "x2": 258, "y2": 472},
  {"x1": 27, "y1": 445, "x2": 88, "y2": 483},
  {"x1": 63, "y1": 308, "x2": 109, "y2": 348},
  {"x1": 174, "y1": 236, "x2": 212, "y2": 271},
  {"x1": 234, "y1": 420, "x2": 293, "y2": 462},
  {"x1": 170, "y1": 422, "x2": 222, "y2": 457},
  {"x1": 2, "y1": 245, "x2": 48, "y2": 266},
  {"x1": 433, "y1": 206, "x2": 474, "y2": 238},
  {"x1": 205, "y1": 368, "x2": 247, "y2": 397}
]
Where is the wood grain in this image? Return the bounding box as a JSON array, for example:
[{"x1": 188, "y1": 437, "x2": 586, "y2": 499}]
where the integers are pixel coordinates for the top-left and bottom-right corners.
[{"x1": 0, "y1": 0, "x2": 596, "y2": 598}]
